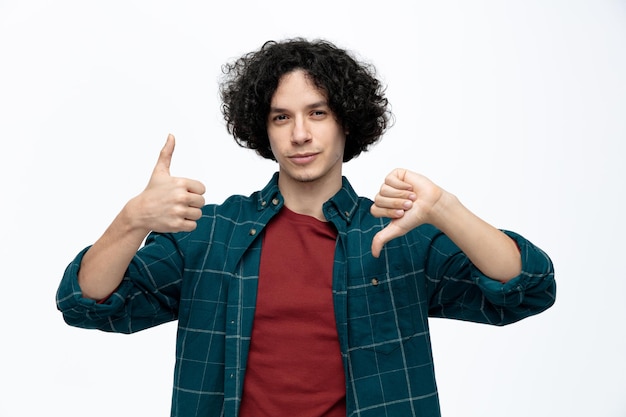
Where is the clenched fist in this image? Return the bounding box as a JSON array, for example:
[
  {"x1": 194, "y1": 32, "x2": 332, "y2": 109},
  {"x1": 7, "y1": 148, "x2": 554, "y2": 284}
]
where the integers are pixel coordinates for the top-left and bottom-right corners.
[{"x1": 370, "y1": 168, "x2": 444, "y2": 258}]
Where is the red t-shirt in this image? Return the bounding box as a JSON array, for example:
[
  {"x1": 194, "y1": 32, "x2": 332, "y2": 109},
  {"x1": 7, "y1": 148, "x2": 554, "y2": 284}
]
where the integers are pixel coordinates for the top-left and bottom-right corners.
[{"x1": 238, "y1": 207, "x2": 346, "y2": 417}]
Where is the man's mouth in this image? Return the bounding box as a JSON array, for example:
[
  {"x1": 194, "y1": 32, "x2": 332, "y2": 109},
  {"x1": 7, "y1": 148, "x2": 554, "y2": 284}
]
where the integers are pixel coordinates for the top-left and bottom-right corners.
[{"x1": 289, "y1": 152, "x2": 319, "y2": 165}]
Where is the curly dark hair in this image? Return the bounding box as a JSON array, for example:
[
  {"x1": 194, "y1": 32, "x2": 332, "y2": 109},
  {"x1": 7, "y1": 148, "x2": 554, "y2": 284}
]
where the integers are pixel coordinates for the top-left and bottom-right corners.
[{"x1": 220, "y1": 38, "x2": 392, "y2": 162}]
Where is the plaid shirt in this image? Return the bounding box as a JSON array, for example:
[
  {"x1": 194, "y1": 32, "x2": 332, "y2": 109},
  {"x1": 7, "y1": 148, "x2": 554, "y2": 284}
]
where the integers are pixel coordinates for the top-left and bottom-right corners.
[{"x1": 57, "y1": 173, "x2": 556, "y2": 417}]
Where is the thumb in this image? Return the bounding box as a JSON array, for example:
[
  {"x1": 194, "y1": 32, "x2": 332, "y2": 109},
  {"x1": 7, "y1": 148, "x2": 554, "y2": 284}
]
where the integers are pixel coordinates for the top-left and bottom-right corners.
[
  {"x1": 371, "y1": 222, "x2": 404, "y2": 258},
  {"x1": 153, "y1": 134, "x2": 175, "y2": 176}
]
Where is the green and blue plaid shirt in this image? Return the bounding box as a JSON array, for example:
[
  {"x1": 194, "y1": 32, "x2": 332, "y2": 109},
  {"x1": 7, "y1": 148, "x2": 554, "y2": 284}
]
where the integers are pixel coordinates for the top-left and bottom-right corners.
[{"x1": 57, "y1": 173, "x2": 555, "y2": 417}]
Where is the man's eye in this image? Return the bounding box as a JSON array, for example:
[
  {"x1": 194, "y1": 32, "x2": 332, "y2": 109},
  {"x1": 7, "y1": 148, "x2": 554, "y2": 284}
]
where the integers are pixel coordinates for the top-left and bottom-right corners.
[{"x1": 274, "y1": 114, "x2": 288, "y2": 121}]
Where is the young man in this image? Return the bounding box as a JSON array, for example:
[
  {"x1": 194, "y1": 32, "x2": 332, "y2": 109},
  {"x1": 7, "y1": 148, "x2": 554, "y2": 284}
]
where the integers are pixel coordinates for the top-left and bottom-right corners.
[{"x1": 57, "y1": 39, "x2": 556, "y2": 417}]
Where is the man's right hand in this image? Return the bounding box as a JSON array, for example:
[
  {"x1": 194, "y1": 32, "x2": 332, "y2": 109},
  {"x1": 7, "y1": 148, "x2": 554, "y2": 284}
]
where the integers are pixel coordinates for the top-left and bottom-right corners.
[
  {"x1": 128, "y1": 134, "x2": 206, "y2": 234},
  {"x1": 77, "y1": 134, "x2": 206, "y2": 300}
]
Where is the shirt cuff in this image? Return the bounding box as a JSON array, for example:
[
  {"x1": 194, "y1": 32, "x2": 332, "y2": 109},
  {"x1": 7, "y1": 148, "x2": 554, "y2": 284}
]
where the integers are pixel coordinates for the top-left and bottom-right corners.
[{"x1": 472, "y1": 230, "x2": 555, "y2": 308}]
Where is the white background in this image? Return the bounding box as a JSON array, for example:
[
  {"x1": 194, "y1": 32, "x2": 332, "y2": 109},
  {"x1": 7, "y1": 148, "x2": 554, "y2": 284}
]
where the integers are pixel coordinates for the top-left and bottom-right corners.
[{"x1": 1, "y1": 1, "x2": 625, "y2": 416}]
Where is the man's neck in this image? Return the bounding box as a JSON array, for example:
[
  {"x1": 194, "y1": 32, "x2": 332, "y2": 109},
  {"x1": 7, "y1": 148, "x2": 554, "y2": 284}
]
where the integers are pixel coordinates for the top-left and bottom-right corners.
[{"x1": 277, "y1": 174, "x2": 342, "y2": 221}]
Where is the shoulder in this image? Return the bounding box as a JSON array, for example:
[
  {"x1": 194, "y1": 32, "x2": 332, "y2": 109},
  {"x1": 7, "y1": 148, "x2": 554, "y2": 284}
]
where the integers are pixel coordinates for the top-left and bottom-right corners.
[
  {"x1": 197, "y1": 191, "x2": 262, "y2": 227},
  {"x1": 172, "y1": 191, "x2": 263, "y2": 251}
]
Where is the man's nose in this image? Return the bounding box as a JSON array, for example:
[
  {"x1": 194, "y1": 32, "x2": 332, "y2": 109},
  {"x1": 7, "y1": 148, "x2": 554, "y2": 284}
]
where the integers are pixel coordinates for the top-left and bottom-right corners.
[{"x1": 291, "y1": 117, "x2": 312, "y2": 144}]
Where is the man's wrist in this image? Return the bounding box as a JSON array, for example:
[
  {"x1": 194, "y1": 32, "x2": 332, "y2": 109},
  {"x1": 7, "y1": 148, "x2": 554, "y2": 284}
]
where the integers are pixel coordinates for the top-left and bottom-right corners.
[{"x1": 427, "y1": 191, "x2": 462, "y2": 231}]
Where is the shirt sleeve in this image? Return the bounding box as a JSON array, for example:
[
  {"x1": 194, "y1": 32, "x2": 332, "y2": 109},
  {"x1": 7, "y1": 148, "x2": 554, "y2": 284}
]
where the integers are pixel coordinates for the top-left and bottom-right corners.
[
  {"x1": 55, "y1": 231, "x2": 185, "y2": 334},
  {"x1": 425, "y1": 228, "x2": 556, "y2": 325}
]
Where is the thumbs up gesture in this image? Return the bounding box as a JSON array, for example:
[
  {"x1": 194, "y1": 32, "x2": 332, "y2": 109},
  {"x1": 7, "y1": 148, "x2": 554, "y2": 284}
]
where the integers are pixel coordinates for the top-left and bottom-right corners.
[{"x1": 129, "y1": 134, "x2": 206, "y2": 234}]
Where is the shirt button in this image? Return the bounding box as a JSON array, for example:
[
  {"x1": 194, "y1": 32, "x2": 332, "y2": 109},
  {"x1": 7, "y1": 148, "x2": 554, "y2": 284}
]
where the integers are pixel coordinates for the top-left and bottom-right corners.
[
  {"x1": 261, "y1": 200, "x2": 267, "y2": 207},
  {"x1": 272, "y1": 198, "x2": 279, "y2": 205},
  {"x1": 344, "y1": 211, "x2": 350, "y2": 218},
  {"x1": 249, "y1": 228, "x2": 257, "y2": 236},
  {"x1": 371, "y1": 278, "x2": 379, "y2": 286}
]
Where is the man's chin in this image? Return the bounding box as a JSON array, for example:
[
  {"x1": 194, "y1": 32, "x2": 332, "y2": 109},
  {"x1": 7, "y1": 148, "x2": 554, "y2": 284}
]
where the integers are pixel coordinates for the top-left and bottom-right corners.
[
  {"x1": 295, "y1": 175, "x2": 317, "y2": 183},
  {"x1": 282, "y1": 168, "x2": 319, "y2": 183}
]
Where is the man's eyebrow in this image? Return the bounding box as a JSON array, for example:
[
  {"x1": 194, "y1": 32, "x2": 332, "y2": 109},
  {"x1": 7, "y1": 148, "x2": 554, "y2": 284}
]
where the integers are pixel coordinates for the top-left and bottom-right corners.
[{"x1": 269, "y1": 101, "x2": 329, "y2": 113}]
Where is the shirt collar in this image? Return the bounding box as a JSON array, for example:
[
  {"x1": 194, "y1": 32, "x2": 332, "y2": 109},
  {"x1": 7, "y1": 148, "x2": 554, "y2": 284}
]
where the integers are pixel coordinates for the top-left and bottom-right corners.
[
  {"x1": 257, "y1": 173, "x2": 359, "y2": 224},
  {"x1": 256, "y1": 172, "x2": 283, "y2": 211},
  {"x1": 323, "y1": 176, "x2": 359, "y2": 225}
]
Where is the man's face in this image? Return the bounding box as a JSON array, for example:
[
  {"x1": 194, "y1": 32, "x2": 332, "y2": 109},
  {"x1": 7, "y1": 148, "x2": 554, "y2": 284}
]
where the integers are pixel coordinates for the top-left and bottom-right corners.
[{"x1": 267, "y1": 69, "x2": 346, "y2": 187}]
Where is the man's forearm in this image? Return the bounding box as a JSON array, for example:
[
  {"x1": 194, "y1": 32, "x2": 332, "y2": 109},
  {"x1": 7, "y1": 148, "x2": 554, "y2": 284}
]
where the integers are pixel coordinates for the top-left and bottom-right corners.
[
  {"x1": 78, "y1": 203, "x2": 150, "y2": 300},
  {"x1": 430, "y1": 192, "x2": 522, "y2": 283}
]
